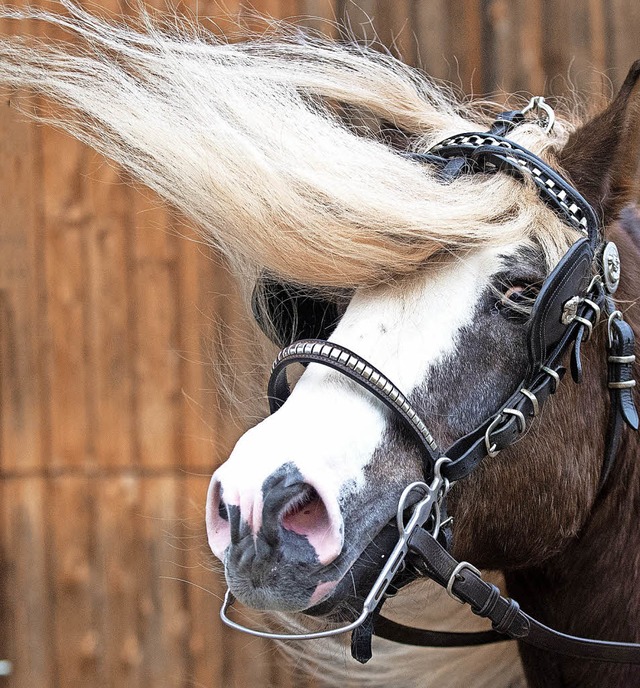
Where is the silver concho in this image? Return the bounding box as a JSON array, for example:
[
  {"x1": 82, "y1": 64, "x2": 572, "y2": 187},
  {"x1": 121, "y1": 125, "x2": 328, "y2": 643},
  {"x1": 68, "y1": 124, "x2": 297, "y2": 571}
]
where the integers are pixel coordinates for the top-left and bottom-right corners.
[
  {"x1": 561, "y1": 295, "x2": 580, "y2": 325},
  {"x1": 602, "y1": 241, "x2": 621, "y2": 293}
]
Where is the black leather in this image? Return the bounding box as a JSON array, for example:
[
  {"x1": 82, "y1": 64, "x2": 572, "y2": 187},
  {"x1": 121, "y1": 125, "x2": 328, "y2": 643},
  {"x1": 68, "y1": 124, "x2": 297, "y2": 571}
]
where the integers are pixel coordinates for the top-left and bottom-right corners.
[
  {"x1": 526, "y1": 238, "x2": 593, "y2": 379},
  {"x1": 602, "y1": 318, "x2": 640, "y2": 486},
  {"x1": 609, "y1": 318, "x2": 639, "y2": 430},
  {"x1": 397, "y1": 528, "x2": 640, "y2": 664}
]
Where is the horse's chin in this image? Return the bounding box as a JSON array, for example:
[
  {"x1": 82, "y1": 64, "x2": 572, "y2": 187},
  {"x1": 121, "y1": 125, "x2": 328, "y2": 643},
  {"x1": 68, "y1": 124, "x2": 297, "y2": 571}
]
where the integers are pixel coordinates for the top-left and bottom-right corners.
[{"x1": 303, "y1": 519, "x2": 402, "y2": 619}]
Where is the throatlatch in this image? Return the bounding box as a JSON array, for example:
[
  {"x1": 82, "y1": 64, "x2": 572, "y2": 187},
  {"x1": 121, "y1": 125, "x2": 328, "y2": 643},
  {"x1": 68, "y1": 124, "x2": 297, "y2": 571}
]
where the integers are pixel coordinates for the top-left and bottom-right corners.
[{"x1": 222, "y1": 97, "x2": 640, "y2": 665}]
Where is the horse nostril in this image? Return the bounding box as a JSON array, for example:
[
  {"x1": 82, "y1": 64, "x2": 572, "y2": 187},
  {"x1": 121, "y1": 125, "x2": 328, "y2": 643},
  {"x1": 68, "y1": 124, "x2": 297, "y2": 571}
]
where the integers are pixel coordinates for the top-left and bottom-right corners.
[
  {"x1": 280, "y1": 485, "x2": 336, "y2": 558},
  {"x1": 206, "y1": 476, "x2": 232, "y2": 559}
]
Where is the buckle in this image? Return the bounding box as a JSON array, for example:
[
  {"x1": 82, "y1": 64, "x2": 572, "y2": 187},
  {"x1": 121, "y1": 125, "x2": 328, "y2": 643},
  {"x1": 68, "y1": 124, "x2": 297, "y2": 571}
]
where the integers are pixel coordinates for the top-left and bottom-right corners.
[
  {"x1": 484, "y1": 408, "x2": 526, "y2": 458},
  {"x1": 446, "y1": 561, "x2": 482, "y2": 604}
]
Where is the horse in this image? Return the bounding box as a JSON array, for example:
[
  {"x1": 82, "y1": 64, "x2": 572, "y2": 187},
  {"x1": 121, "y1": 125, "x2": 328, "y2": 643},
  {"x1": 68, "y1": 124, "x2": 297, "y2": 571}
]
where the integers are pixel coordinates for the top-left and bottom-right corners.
[{"x1": 2, "y1": 4, "x2": 640, "y2": 686}]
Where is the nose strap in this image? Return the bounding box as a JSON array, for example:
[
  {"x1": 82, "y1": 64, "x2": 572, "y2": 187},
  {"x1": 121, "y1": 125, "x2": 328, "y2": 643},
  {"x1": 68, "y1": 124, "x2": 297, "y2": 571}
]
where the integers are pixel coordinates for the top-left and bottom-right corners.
[{"x1": 268, "y1": 339, "x2": 442, "y2": 474}]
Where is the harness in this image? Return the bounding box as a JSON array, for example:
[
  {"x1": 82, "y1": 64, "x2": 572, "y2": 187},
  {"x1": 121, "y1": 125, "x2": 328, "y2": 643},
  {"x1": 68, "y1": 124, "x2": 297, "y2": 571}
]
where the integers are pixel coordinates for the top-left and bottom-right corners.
[{"x1": 223, "y1": 98, "x2": 640, "y2": 666}]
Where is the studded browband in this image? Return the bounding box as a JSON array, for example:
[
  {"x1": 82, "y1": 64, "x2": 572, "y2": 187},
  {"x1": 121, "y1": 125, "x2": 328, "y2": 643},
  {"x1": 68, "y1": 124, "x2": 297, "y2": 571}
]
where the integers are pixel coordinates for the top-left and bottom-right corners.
[{"x1": 221, "y1": 98, "x2": 640, "y2": 665}]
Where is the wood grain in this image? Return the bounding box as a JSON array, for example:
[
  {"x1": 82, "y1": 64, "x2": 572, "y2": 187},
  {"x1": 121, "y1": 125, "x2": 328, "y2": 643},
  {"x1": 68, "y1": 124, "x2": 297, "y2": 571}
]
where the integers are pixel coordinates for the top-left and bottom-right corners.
[{"x1": 1, "y1": 1, "x2": 640, "y2": 686}]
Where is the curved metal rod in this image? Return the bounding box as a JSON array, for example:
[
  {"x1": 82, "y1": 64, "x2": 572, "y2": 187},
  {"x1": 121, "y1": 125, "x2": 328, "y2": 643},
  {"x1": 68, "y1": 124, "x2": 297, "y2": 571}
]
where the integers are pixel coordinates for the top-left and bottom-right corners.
[{"x1": 220, "y1": 466, "x2": 449, "y2": 641}]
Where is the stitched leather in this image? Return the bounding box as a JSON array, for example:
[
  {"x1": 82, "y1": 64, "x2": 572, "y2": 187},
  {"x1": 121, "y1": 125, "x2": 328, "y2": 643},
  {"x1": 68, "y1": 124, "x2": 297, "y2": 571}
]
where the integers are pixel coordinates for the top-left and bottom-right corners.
[{"x1": 527, "y1": 238, "x2": 593, "y2": 379}]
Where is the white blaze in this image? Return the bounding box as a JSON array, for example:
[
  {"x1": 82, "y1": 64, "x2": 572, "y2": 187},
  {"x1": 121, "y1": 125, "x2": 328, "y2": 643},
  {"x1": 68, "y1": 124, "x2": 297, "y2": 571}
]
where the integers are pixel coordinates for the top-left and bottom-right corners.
[{"x1": 207, "y1": 247, "x2": 510, "y2": 560}]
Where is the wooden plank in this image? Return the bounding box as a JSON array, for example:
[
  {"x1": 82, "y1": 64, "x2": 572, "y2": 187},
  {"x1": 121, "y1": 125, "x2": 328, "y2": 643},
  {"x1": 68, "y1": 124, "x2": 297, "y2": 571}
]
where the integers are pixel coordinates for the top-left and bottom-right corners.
[
  {"x1": 176, "y1": 228, "x2": 222, "y2": 474},
  {"x1": 41, "y1": 125, "x2": 92, "y2": 470},
  {"x1": 138, "y1": 476, "x2": 188, "y2": 688},
  {"x1": 412, "y1": 0, "x2": 451, "y2": 78},
  {"x1": 447, "y1": 0, "x2": 483, "y2": 93},
  {"x1": 182, "y1": 475, "x2": 225, "y2": 688},
  {"x1": 0, "y1": 478, "x2": 54, "y2": 687},
  {"x1": 481, "y1": 0, "x2": 545, "y2": 97},
  {"x1": 0, "y1": 96, "x2": 42, "y2": 474},
  {"x1": 296, "y1": 0, "x2": 338, "y2": 36},
  {"x1": 541, "y1": 0, "x2": 606, "y2": 103},
  {"x1": 339, "y1": 0, "x2": 377, "y2": 43},
  {"x1": 375, "y1": 0, "x2": 415, "y2": 64},
  {"x1": 131, "y1": 185, "x2": 180, "y2": 471},
  {"x1": 85, "y1": 155, "x2": 135, "y2": 471},
  {"x1": 95, "y1": 476, "x2": 144, "y2": 688},
  {"x1": 607, "y1": 0, "x2": 640, "y2": 87},
  {"x1": 49, "y1": 476, "x2": 102, "y2": 687}
]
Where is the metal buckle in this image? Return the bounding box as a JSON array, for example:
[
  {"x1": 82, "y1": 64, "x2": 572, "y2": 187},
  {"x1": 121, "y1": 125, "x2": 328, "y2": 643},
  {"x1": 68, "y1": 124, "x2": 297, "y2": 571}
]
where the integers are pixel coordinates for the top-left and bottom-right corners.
[
  {"x1": 520, "y1": 388, "x2": 539, "y2": 417},
  {"x1": 582, "y1": 298, "x2": 601, "y2": 324},
  {"x1": 574, "y1": 315, "x2": 593, "y2": 341},
  {"x1": 484, "y1": 415, "x2": 503, "y2": 458},
  {"x1": 446, "y1": 561, "x2": 482, "y2": 604},
  {"x1": 502, "y1": 407, "x2": 526, "y2": 433},
  {"x1": 484, "y1": 408, "x2": 524, "y2": 458}
]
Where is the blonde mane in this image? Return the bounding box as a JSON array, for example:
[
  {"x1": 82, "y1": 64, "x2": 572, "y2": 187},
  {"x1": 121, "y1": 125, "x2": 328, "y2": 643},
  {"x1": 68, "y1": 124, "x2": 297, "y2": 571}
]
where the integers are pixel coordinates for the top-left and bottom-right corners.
[{"x1": 0, "y1": 0, "x2": 583, "y2": 295}]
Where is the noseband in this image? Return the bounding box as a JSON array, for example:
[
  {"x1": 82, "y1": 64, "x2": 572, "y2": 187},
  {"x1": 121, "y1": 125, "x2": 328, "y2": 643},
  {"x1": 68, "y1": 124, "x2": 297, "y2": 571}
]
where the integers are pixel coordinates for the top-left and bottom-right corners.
[{"x1": 222, "y1": 99, "x2": 640, "y2": 665}]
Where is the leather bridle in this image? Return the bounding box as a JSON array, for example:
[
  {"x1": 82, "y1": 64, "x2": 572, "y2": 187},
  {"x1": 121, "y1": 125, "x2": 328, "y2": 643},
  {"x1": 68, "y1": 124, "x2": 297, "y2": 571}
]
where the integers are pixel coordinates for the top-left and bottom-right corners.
[{"x1": 221, "y1": 98, "x2": 640, "y2": 666}]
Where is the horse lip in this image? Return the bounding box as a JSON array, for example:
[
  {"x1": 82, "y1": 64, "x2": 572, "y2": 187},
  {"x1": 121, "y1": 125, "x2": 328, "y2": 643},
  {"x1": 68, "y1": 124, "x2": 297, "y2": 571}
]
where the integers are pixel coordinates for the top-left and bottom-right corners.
[{"x1": 303, "y1": 517, "x2": 403, "y2": 618}]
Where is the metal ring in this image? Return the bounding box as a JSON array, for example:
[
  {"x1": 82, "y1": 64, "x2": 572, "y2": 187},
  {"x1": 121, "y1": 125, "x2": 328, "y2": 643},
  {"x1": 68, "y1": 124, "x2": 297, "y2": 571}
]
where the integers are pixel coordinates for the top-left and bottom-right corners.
[
  {"x1": 446, "y1": 561, "x2": 482, "y2": 604},
  {"x1": 521, "y1": 96, "x2": 555, "y2": 133},
  {"x1": 484, "y1": 415, "x2": 503, "y2": 458},
  {"x1": 520, "y1": 388, "x2": 539, "y2": 417},
  {"x1": 607, "y1": 310, "x2": 623, "y2": 349},
  {"x1": 541, "y1": 366, "x2": 560, "y2": 393},
  {"x1": 574, "y1": 315, "x2": 593, "y2": 341},
  {"x1": 502, "y1": 407, "x2": 526, "y2": 433},
  {"x1": 587, "y1": 274, "x2": 602, "y2": 294}
]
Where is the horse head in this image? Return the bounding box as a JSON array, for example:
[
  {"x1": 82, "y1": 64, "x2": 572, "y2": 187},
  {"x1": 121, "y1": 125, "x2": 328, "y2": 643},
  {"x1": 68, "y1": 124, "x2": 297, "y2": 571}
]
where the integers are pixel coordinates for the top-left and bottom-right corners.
[
  {"x1": 208, "y1": 64, "x2": 640, "y2": 621},
  {"x1": 3, "y1": 6, "x2": 640, "y2": 683}
]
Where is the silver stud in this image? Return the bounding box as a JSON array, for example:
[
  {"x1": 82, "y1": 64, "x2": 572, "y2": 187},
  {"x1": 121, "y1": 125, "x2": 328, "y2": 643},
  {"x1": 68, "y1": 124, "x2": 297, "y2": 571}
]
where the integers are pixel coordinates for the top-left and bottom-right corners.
[{"x1": 602, "y1": 241, "x2": 621, "y2": 294}]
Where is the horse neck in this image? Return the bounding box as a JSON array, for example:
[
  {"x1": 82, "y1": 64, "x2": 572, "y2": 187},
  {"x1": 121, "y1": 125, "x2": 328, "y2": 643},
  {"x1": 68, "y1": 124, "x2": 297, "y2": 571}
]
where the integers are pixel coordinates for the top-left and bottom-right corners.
[{"x1": 505, "y1": 211, "x2": 640, "y2": 688}]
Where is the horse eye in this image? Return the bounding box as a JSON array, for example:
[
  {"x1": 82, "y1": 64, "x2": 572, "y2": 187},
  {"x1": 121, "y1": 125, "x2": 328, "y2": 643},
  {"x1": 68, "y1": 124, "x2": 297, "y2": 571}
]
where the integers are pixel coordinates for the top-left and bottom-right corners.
[
  {"x1": 494, "y1": 282, "x2": 540, "y2": 321},
  {"x1": 503, "y1": 284, "x2": 526, "y2": 301}
]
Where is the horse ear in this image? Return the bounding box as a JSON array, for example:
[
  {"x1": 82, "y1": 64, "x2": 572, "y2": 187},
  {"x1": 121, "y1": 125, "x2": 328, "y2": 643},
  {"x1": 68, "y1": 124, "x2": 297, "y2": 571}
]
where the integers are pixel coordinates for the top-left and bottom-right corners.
[{"x1": 558, "y1": 60, "x2": 640, "y2": 224}]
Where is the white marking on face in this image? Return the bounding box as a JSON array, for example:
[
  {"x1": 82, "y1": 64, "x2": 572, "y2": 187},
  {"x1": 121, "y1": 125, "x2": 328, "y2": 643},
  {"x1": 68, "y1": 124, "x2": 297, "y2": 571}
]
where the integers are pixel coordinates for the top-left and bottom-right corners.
[{"x1": 207, "y1": 246, "x2": 513, "y2": 561}]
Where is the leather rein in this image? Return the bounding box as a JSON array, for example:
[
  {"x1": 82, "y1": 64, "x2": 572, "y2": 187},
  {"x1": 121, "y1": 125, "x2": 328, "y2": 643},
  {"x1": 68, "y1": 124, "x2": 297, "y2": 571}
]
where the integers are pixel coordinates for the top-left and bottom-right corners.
[{"x1": 220, "y1": 98, "x2": 640, "y2": 665}]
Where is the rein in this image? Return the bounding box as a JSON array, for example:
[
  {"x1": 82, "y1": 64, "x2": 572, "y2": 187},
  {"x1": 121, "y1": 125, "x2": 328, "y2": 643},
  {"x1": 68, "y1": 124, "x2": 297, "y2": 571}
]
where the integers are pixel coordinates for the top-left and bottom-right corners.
[{"x1": 221, "y1": 98, "x2": 640, "y2": 665}]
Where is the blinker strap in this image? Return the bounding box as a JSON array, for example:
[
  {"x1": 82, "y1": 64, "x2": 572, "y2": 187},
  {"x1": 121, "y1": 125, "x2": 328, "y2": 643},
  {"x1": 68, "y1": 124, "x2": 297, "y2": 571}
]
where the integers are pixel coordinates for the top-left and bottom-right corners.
[{"x1": 526, "y1": 237, "x2": 594, "y2": 375}]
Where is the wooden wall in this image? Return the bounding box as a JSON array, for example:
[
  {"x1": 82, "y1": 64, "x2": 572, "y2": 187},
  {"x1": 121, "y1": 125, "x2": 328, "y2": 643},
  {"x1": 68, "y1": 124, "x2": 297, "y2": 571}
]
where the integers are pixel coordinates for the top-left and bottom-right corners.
[{"x1": 0, "y1": 2, "x2": 638, "y2": 687}]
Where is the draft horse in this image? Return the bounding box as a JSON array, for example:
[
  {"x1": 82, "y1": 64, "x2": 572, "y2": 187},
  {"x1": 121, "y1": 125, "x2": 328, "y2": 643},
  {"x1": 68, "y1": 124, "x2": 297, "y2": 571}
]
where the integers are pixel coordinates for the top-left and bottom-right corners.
[{"x1": 2, "y1": 4, "x2": 640, "y2": 686}]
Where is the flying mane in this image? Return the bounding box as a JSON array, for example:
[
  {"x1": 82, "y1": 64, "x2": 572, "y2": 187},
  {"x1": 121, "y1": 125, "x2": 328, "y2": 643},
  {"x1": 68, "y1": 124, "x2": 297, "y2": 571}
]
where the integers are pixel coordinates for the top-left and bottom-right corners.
[{"x1": 0, "y1": 1, "x2": 582, "y2": 295}]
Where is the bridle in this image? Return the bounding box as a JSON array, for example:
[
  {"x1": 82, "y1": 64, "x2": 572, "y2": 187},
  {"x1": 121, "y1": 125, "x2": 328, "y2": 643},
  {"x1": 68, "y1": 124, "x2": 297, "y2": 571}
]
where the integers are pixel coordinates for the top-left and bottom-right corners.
[{"x1": 221, "y1": 98, "x2": 640, "y2": 665}]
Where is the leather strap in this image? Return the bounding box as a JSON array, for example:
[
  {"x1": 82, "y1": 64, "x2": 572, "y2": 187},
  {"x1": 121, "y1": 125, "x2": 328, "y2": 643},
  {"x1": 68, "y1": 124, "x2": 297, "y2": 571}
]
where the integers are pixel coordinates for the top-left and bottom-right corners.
[
  {"x1": 602, "y1": 317, "x2": 639, "y2": 485},
  {"x1": 442, "y1": 292, "x2": 602, "y2": 482},
  {"x1": 373, "y1": 615, "x2": 509, "y2": 648},
  {"x1": 383, "y1": 528, "x2": 640, "y2": 663}
]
